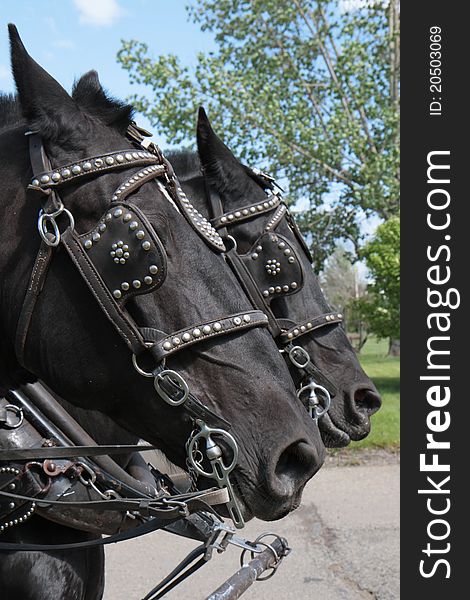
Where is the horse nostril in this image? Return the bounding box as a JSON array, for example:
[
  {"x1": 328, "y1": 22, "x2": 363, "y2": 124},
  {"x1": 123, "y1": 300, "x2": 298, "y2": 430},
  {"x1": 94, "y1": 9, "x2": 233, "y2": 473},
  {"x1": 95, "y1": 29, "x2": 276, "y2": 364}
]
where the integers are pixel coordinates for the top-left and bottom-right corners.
[
  {"x1": 274, "y1": 441, "x2": 322, "y2": 494},
  {"x1": 354, "y1": 388, "x2": 382, "y2": 417}
]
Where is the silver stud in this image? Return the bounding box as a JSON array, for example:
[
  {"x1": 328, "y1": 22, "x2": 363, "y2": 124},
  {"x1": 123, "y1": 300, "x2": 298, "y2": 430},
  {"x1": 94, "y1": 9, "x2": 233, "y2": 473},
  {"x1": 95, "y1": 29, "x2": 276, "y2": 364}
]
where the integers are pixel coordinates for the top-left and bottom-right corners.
[
  {"x1": 213, "y1": 322, "x2": 222, "y2": 332},
  {"x1": 325, "y1": 315, "x2": 330, "y2": 321},
  {"x1": 83, "y1": 162, "x2": 92, "y2": 171},
  {"x1": 136, "y1": 230, "x2": 145, "y2": 240},
  {"x1": 149, "y1": 265, "x2": 159, "y2": 275},
  {"x1": 105, "y1": 213, "x2": 112, "y2": 222},
  {"x1": 278, "y1": 242, "x2": 286, "y2": 249},
  {"x1": 141, "y1": 241, "x2": 151, "y2": 251},
  {"x1": 250, "y1": 206, "x2": 256, "y2": 213},
  {"x1": 268, "y1": 287, "x2": 275, "y2": 294},
  {"x1": 257, "y1": 205, "x2": 264, "y2": 211},
  {"x1": 114, "y1": 208, "x2": 123, "y2": 218},
  {"x1": 121, "y1": 282, "x2": 130, "y2": 291},
  {"x1": 144, "y1": 276, "x2": 153, "y2": 285},
  {"x1": 256, "y1": 246, "x2": 263, "y2": 252},
  {"x1": 163, "y1": 341, "x2": 172, "y2": 351},
  {"x1": 193, "y1": 328, "x2": 202, "y2": 337},
  {"x1": 243, "y1": 314, "x2": 251, "y2": 323},
  {"x1": 8, "y1": 502, "x2": 15, "y2": 510},
  {"x1": 338, "y1": 313, "x2": 343, "y2": 318},
  {"x1": 92, "y1": 232, "x2": 100, "y2": 242},
  {"x1": 114, "y1": 257, "x2": 120, "y2": 263},
  {"x1": 252, "y1": 253, "x2": 258, "y2": 260},
  {"x1": 288, "y1": 257, "x2": 295, "y2": 264},
  {"x1": 124, "y1": 252, "x2": 130, "y2": 259},
  {"x1": 182, "y1": 332, "x2": 191, "y2": 342},
  {"x1": 116, "y1": 248, "x2": 123, "y2": 257},
  {"x1": 131, "y1": 279, "x2": 141, "y2": 289},
  {"x1": 40, "y1": 175, "x2": 50, "y2": 184},
  {"x1": 125, "y1": 153, "x2": 133, "y2": 161},
  {"x1": 293, "y1": 329, "x2": 300, "y2": 336},
  {"x1": 99, "y1": 223, "x2": 107, "y2": 232},
  {"x1": 129, "y1": 221, "x2": 138, "y2": 231},
  {"x1": 51, "y1": 172, "x2": 61, "y2": 182},
  {"x1": 84, "y1": 240, "x2": 92, "y2": 250},
  {"x1": 132, "y1": 152, "x2": 139, "y2": 159},
  {"x1": 301, "y1": 325, "x2": 306, "y2": 332},
  {"x1": 203, "y1": 325, "x2": 212, "y2": 334},
  {"x1": 113, "y1": 290, "x2": 122, "y2": 299},
  {"x1": 116, "y1": 154, "x2": 124, "y2": 163},
  {"x1": 233, "y1": 317, "x2": 242, "y2": 326},
  {"x1": 234, "y1": 211, "x2": 241, "y2": 218},
  {"x1": 173, "y1": 337, "x2": 181, "y2": 345},
  {"x1": 228, "y1": 214, "x2": 234, "y2": 221},
  {"x1": 263, "y1": 290, "x2": 269, "y2": 297},
  {"x1": 72, "y1": 165, "x2": 82, "y2": 174},
  {"x1": 32, "y1": 179, "x2": 40, "y2": 186},
  {"x1": 242, "y1": 209, "x2": 249, "y2": 216},
  {"x1": 94, "y1": 158, "x2": 103, "y2": 167},
  {"x1": 291, "y1": 282, "x2": 298, "y2": 289},
  {"x1": 284, "y1": 249, "x2": 291, "y2": 255},
  {"x1": 287, "y1": 333, "x2": 294, "y2": 339},
  {"x1": 282, "y1": 285, "x2": 289, "y2": 292},
  {"x1": 106, "y1": 156, "x2": 115, "y2": 165},
  {"x1": 307, "y1": 322, "x2": 313, "y2": 328},
  {"x1": 275, "y1": 286, "x2": 282, "y2": 293}
]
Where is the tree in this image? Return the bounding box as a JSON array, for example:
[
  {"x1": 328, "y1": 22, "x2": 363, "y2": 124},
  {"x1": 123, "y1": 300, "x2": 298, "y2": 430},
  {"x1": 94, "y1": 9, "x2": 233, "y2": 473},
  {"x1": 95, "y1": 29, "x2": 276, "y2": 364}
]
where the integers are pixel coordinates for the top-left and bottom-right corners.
[
  {"x1": 321, "y1": 246, "x2": 368, "y2": 349},
  {"x1": 356, "y1": 216, "x2": 399, "y2": 354},
  {"x1": 117, "y1": 0, "x2": 400, "y2": 269}
]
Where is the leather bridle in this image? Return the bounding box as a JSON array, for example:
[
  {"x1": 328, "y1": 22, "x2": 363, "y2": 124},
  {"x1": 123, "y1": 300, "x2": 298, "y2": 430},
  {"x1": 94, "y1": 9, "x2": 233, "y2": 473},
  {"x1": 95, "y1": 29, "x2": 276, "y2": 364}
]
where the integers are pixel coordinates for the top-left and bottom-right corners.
[
  {"x1": 13, "y1": 127, "x2": 275, "y2": 529},
  {"x1": 203, "y1": 166, "x2": 344, "y2": 421}
]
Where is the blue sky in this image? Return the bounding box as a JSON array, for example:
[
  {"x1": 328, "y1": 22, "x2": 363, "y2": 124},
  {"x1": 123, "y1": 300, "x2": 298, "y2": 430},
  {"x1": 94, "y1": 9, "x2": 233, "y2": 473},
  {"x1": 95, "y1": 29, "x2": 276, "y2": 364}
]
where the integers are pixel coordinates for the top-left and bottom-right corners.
[{"x1": 0, "y1": 0, "x2": 214, "y2": 146}]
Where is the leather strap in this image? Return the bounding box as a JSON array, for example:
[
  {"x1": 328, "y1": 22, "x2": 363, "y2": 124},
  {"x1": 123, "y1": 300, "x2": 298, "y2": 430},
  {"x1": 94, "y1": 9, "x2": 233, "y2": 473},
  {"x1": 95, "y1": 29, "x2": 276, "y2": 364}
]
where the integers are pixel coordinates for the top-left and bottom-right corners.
[
  {"x1": 15, "y1": 242, "x2": 54, "y2": 367},
  {"x1": 279, "y1": 313, "x2": 344, "y2": 344},
  {"x1": 142, "y1": 309, "x2": 269, "y2": 361}
]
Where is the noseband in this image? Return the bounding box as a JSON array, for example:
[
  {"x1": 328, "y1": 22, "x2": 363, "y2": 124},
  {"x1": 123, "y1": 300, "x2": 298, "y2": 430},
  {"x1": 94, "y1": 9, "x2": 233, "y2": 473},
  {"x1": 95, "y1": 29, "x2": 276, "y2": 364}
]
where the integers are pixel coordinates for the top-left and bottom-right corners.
[
  {"x1": 204, "y1": 166, "x2": 343, "y2": 421},
  {"x1": 14, "y1": 127, "x2": 273, "y2": 528}
]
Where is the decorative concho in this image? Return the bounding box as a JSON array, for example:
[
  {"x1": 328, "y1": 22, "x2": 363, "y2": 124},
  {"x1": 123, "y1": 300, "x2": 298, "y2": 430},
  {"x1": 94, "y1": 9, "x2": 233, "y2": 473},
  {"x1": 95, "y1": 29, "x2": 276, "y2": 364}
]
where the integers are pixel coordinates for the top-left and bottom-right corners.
[
  {"x1": 240, "y1": 232, "x2": 304, "y2": 303},
  {"x1": 80, "y1": 203, "x2": 166, "y2": 303}
]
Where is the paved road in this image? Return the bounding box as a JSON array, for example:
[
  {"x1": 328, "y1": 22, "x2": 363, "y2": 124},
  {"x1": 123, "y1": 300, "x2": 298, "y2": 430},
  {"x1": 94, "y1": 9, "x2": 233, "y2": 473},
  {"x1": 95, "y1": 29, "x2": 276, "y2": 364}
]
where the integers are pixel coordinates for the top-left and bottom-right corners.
[{"x1": 103, "y1": 454, "x2": 399, "y2": 600}]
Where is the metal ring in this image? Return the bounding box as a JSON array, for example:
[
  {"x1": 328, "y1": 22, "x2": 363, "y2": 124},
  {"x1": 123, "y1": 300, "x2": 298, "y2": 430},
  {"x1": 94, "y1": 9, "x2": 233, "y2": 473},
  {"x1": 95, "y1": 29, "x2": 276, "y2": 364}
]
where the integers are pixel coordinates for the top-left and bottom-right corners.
[
  {"x1": 225, "y1": 235, "x2": 238, "y2": 252},
  {"x1": 0, "y1": 405, "x2": 24, "y2": 429},
  {"x1": 187, "y1": 425, "x2": 239, "y2": 477},
  {"x1": 288, "y1": 345, "x2": 311, "y2": 369},
  {"x1": 38, "y1": 211, "x2": 60, "y2": 247},
  {"x1": 131, "y1": 342, "x2": 155, "y2": 378},
  {"x1": 154, "y1": 370, "x2": 189, "y2": 406}
]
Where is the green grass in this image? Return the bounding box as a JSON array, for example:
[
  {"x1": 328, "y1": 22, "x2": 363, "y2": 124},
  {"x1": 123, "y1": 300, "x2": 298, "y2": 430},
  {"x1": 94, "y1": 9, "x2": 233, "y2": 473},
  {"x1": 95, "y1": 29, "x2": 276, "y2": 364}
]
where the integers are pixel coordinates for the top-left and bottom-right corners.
[{"x1": 349, "y1": 337, "x2": 400, "y2": 449}]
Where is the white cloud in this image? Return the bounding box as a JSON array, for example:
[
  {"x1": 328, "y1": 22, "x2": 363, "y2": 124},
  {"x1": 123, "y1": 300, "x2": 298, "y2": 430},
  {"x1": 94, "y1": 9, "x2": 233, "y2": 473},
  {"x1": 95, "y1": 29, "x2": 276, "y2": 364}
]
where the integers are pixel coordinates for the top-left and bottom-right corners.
[
  {"x1": 73, "y1": 0, "x2": 125, "y2": 27},
  {"x1": 0, "y1": 64, "x2": 9, "y2": 80}
]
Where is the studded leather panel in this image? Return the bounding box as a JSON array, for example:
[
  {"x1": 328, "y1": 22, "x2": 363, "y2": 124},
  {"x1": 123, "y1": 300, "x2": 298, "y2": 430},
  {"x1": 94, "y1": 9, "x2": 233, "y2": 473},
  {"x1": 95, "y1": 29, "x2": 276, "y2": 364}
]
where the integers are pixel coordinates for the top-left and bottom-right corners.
[
  {"x1": 240, "y1": 232, "x2": 304, "y2": 303},
  {"x1": 78, "y1": 203, "x2": 167, "y2": 303}
]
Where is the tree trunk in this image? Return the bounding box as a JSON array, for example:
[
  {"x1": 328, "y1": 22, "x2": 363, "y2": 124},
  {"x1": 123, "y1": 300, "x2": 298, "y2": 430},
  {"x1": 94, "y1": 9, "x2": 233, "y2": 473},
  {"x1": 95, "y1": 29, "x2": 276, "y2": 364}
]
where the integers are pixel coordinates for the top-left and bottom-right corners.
[{"x1": 388, "y1": 338, "x2": 400, "y2": 356}]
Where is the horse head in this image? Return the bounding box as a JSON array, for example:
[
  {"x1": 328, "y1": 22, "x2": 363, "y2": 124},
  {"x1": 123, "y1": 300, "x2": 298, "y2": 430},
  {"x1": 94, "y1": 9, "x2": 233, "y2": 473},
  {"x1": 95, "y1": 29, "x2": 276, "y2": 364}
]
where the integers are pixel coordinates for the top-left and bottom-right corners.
[
  {"x1": 170, "y1": 107, "x2": 381, "y2": 448},
  {"x1": 0, "y1": 26, "x2": 325, "y2": 523}
]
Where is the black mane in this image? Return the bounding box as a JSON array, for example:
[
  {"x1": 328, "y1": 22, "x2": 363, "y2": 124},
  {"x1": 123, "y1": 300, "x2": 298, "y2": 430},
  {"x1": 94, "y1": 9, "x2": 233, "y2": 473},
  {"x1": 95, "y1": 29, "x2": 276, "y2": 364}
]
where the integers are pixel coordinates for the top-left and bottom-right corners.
[{"x1": 0, "y1": 71, "x2": 134, "y2": 135}]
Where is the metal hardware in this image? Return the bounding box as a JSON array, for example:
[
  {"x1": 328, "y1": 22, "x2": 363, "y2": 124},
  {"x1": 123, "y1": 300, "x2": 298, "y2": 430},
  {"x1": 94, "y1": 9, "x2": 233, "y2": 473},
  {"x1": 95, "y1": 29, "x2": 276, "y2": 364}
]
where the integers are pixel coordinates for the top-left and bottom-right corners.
[
  {"x1": 154, "y1": 370, "x2": 189, "y2": 406},
  {"x1": 297, "y1": 378, "x2": 331, "y2": 421}
]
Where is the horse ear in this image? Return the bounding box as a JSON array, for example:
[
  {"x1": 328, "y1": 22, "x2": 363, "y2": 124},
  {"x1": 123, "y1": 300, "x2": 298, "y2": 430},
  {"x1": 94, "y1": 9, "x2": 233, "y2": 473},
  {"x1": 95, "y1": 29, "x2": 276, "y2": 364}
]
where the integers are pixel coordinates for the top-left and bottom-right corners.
[
  {"x1": 196, "y1": 106, "x2": 245, "y2": 192},
  {"x1": 8, "y1": 24, "x2": 77, "y2": 131},
  {"x1": 72, "y1": 70, "x2": 134, "y2": 132}
]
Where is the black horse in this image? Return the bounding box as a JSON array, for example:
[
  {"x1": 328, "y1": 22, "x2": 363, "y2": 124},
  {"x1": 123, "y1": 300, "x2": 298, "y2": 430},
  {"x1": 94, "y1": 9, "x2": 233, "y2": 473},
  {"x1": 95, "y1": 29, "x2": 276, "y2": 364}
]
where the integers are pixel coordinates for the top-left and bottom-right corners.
[
  {"x1": 0, "y1": 27, "x2": 323, "y2": 599},
  {"x1": 168, "y1": 108, "x2": 382, "y2": 448}
]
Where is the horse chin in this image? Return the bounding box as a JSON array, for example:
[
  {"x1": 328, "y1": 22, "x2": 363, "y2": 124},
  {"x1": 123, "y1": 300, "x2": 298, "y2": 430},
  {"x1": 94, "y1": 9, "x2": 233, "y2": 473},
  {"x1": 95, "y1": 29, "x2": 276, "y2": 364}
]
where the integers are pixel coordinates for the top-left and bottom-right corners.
[{"x1": 318, "y1": 413, "x2": 351, "y2": 448}]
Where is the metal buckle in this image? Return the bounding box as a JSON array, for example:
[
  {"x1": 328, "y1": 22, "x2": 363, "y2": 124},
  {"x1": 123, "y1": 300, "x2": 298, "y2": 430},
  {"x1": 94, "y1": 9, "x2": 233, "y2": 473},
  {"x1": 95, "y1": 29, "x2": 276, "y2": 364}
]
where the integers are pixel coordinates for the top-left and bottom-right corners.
[
  {"x1": 154, "y1": 370, "x2": 189, "y2": 406},
  {"x1": 288, "y1": 345, "x2": 311, "y2": 369}
]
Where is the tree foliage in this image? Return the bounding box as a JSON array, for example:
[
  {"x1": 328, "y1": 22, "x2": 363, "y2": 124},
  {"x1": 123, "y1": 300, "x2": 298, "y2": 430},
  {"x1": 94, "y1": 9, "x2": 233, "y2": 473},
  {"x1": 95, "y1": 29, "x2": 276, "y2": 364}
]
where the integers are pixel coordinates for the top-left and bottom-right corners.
[
  {"x1": 117, "y1": 0, "x2": 400, "y2": 267},
  {"x1": 356, "y1": 216, "x2": 399, "y2": 343}
]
